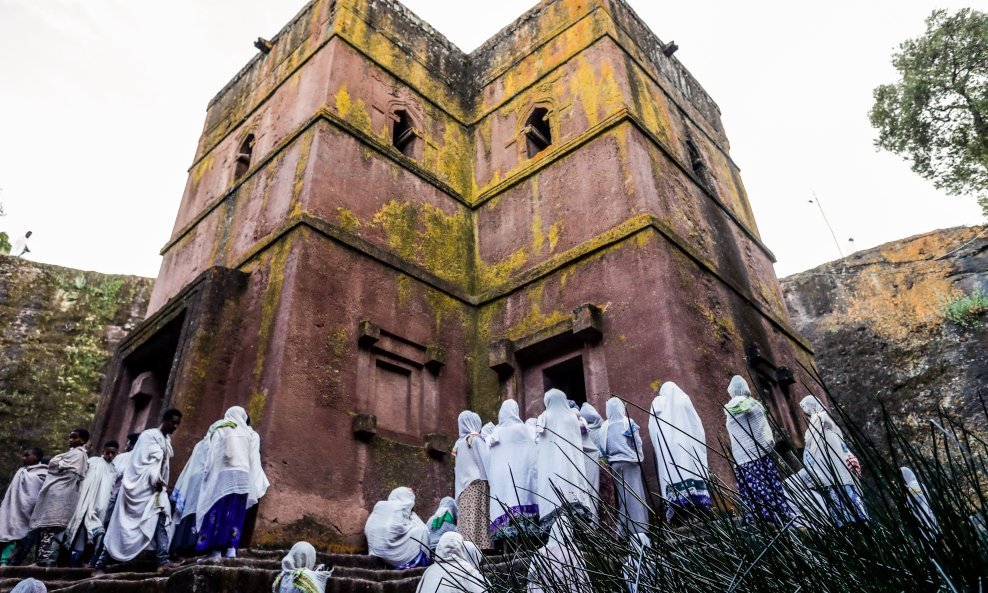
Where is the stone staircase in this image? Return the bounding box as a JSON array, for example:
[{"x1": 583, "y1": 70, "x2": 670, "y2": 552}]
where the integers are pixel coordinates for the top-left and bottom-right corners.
[{"x1": 0, "y1": 549, "x2": 437, "y2": 593}]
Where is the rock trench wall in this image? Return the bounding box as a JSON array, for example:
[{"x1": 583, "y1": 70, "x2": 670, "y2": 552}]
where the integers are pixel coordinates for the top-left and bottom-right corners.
[{"x1": 0, "y1": 256, "x2": 151, "y2": 490}]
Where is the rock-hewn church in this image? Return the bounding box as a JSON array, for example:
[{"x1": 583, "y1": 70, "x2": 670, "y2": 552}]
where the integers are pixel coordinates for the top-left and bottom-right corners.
[{"x1": 94, "y1": 0, "x2": 821, "y2": 550}]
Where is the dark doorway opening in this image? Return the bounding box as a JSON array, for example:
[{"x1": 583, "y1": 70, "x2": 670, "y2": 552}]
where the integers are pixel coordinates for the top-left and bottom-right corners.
[{"x1": 542, "y1": 355, "x2": 587, "y2": 406}]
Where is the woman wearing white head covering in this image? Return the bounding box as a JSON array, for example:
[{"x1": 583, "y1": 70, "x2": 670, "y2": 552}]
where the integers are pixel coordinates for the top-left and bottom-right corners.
[
  {"x1": 782, "y1": 469, "x2": 828, "y2": 530},
  {"x1": 365, "y1": 487, "x2": 431, "y2": 569},
  {"x1": 273, "y1": 541, "x2": 333, "y2": 593},
  {"x1": 800, "y1": 395, "x2": 867, "y2": 527},
  {"x1": 427, "y1": 497, "x2": 459, "y2": 551},
  {"x1": 649, "y1": 382, "x2": 712, "y2": 524},
  {"x1": 900, "y1": 467, "x2": 938, "y2": 539},
  {"x1": 725, "y1": 376, "x2": 791, "y2": 524},
  {"x1": 169, "y1": 436, "x2": 209, "y2": 555},
  {"x1": 416, "y1": 531, "x2": 487, "y2": 593},
  {"x1": 536, "y1": 390, "x2": 594, "y2": 527},
  {"x1": 601, "y1": 397, "x2": 648, "y2": 534},
  {"x1": 195, "y1": 406, "x2": 270, "y2": 559},
  {"x1": 488, "y1": 400, "x2": 539, "y2": 543},
  {"x1": 581, "y1": 403, "x2": 618, "y2": 527},
  {"x1": 573, "y1": 406, "x2": 600, "y2": 509},
  {"x1": 10, "y1": 578, "x2": 46, "y2": 593},
  {"x1": 526, "y1": 516, "x2": 591, "y2": 593},
  {"x1": 452, "y1": 411, "x2": 492, "y2": 550}
]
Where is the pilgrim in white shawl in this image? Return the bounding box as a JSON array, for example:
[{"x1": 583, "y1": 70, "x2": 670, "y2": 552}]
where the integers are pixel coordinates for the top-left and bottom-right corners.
[
  {"x1": 725, "y1": 376, "x2": 791, "y2": 524},
  {"x1": 782, "y1": 469, "x2": 828, "y2": 531},
  {"x1": 526, "y1": 517, "x2": 591, "y2": 593},
  {"x1": 0, "y1": 447, "x2": 46, "y2": 565},
  {"x1": 535, "y1": 389, "x2": 593, "y2": 527},
  {"x1": 800, "y1": 395, "x2": 866, "y2": 527},
  {"x1": 452, "y1": 411, "x2": 492, "y2": 550},
  {"x1": 65, "y1": 441, "x2": 119, "y2": 566},
  {"x1": 427, "y1": 497, "x2": 459, "y2": 551},
  {"x1": 488, "y1": 399, "x2": 539, "y2": 543},
  {"x1": 573, "y1": 405, "x2": 600, "y2": 509},
  {"x1": 169, "y1": 436, "x2": 208, "y2": 555},
  {"x1": 94, "y1": 409, "x2": 182, "y2": 573},
  {"x1": 416, "y1": 532, "x2": 487, "y2": 593},
  {"x1": 581, "y1": 403, "x2": 620, "y2": 526},
  {"x1": 273, "y1": 541, "x2": 333, "y2": 593},
  {"x1": 524, "y1": 418, "x2": 538, "y2": 441},
  {"x1": 648, "y1": 382, "x2": 712, "y2": 524},
  {"x1": 601, "y1": 397, "x2": 648, "y2": 534},
  {"x1": 901, "y1": 466, "x2": 938, "y2": 539},
  {"x1": 195, "y1": 406, "x2": 270, "y2": 559},
  {"x1": 30, "y1": 428, "x2": 90, "y2": 566},
  {"x1": 364, "y1": 486, "x2": 431, "y2": 569}
]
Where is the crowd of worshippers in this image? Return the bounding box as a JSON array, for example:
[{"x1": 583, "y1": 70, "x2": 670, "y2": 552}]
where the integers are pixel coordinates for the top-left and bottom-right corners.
[
  {"x1": 0, "y1": 406, "x2": 268, "y2": 573},
  {"x1": 361, "y1": 376, "x2": 939, "y2": 575}
]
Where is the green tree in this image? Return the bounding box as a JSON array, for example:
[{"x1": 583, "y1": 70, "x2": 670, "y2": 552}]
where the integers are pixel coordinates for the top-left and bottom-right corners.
[{"x1": 870, "y1": 8, "x2": 988, "y2": 216}]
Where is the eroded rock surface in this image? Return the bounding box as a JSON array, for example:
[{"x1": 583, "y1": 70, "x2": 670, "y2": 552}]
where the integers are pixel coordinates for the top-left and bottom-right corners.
[{"x1": 781, "y1": 225, "x2": 987, "y2": 446}]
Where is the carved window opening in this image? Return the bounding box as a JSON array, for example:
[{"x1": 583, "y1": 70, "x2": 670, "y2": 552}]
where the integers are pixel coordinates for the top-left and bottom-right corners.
[
  {"x1": 686, "y1": 139, "x2": 706, "y2": 177},
  {"x1": 524, "y1": 107, "x2": 552, "y2": 158},
  {"x1": 235, "y1": 134, "x2": 255, "y2": 180},
  {"x1": 542, "y1": 355, "x2": 587, "y2": 407},
  {"x1": 392, "y1": 110, "x2": 416, "y2": 156},
  {"x1": 116, "y1": 312, "x2": 185, "y2": 439}
]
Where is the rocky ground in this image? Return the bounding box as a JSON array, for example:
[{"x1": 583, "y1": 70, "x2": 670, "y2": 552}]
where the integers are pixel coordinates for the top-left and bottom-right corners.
[
  {"x1": 0, "y1": 256, "x2": 151, "y2": 490},
  {"x1": 781, "y1": 225, "x2": 988, "y2": 449}
]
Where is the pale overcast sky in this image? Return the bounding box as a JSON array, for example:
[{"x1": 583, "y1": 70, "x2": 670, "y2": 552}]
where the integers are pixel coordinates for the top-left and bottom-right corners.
[{"x1": 1, "y1": 0, "x2": 985, "y2": 279}]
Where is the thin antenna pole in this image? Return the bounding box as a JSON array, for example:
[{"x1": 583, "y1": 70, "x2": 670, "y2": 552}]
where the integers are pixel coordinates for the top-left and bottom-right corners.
[{"x1": 809, "y1": 191, "x2": 844, "y2": 259}]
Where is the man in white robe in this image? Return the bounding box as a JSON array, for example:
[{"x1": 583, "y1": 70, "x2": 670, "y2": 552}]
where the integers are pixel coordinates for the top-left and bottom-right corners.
[
  {"x1": 0, "y1": 447, "x2": 47, "y2": 565},
  {"x1": 64, "y1": 441, "x2": 119, "y2": 565},
  {"x1": 29, "y1": 429, "x2": 90, "y2": 566},
  {"x1": 93, "y1": 409, "x2": 182, "y2": 574}
]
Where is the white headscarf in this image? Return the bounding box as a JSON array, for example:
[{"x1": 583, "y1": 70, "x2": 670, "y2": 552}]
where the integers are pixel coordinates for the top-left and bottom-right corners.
[
  {"x1": 536, "y1": 389, "x2": 593, "y2": 519},
  {"x1": 195, "y1": 406, "x2": 270, "y2": 531},
  {"x1": 724, "y1": 376, "x2": 774, "y2": 465},
  {"x1": 427, "y1": 496, "x2": 459, "y2": 550},
  {"x1": 526, "y1": 517, "x2": 591, "y2": 593},
  {"x1": 453, "y1": 411, "x2": 488, "y2": 499},
  {"x1": 488, "y1": 400, "x2": 538, "y2": 524},
  {"x1": 275, "y1": 541, "x2": 333, "y2": 593},
  {"x1": 649, "y1": 382, "x2": 709, "y2": 502},
  {"x1": 579, "y1": 404, "x2": 604, "y2": 452},
  {"x1": 901, "y1": 466, "x2": 938, "y2": 538},
  {"x1": 416, "y1": 532, "x2": 487, "y2": 593},
  {"x1": 800, "y1": 395, "x2": 855, "y2": 487},
  {"x1": 364, "y1": 487, "x2": 429, "y2": 568},
  {"x1": 602, "y1": 398, "x2": 644, "y2": 463},
  {"x1": 10, "y1": 579, "x2": 46, "y2": 593}
]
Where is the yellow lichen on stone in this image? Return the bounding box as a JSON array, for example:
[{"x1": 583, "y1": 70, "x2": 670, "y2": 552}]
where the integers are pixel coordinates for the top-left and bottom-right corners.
[
  {"x1": 371, "y1": 199, "x2": 471, "y2": 287},
  {"x1": 478, "y1": 247, "x2": 528, "y2": 291},
  {"x1": 548, "y1": 221, "x2": 563, "y2": 252},
  {"x1": 336, "y1": 207, "x2": 361, "y2": 233},
  {"x1": 335, "y1": 85, "x2": 352, "y2": 118},
  {"x1": 505, "y1": 285, "x2": 571, "y2": 341},
  {"x1": 247, "y1": 389, "x2": 268, "y2": 425},
  {"x1": 650, "y1": 379, "x2": 662, "y2": 393}
]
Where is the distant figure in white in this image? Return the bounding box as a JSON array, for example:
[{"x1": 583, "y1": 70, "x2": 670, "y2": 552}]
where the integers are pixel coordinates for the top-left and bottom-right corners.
[{"x1": 10, "y1": 231, "x2": 31, "y2": 257}]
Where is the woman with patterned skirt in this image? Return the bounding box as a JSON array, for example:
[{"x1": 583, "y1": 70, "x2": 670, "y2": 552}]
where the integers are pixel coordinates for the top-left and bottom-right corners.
[
  {"x1": 649, "y1": 382, "x2": 713, "y2": 524},
  {"x1": 800, "y1": 395, "x2": 867, "y2": 527},
  {"x1": 488, "y1": 400, "x2": 540, "y2": 543},
  {"x1": 452, "y1": 411, "x2": 493, "y2": 550}
]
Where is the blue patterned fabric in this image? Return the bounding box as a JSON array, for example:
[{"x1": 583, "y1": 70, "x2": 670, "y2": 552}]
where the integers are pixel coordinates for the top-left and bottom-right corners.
[
  {"x1": 195, "y1": 492, "x2": 247, "y2": 553},
  {"x1": 825, "y1": 484, "x2": 868, "y2": 527},
  {"x1": 736, "y1": 456, "x2": 793, "y2": 525}
]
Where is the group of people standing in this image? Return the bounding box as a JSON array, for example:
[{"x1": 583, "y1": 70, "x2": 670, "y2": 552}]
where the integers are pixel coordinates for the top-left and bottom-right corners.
[
  {"x1": 363, "y1": 375, "x2": 880, "y2": 575},
  {"x1": 0, "y1": 405, "x2": 269, "y2": 573}
]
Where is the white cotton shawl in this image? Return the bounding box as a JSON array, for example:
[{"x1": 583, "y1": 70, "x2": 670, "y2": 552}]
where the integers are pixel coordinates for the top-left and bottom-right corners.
[
  {"x1": 526, "y1": 517, "x2": 591, "y2": 593},
  {"x1": 29, "y1": 446, "x2": 88, "y2": 530},
  {"x1": 536, "y1": 389, "x2": 593, "y2": 519},
  {"x1": 800, "y1": 395, "x2": 854, "y2": 487},
  {"x1": 453, "y1": 411, "x2": 488, "y2": 499},
  {"x1": 783, "y1": 469, "x2": 829, "y2": 530},
  {"x1": 649, "y1": 382, "x2": 710, "y2": 500},
  {"x1": 364, "y1": 487, "x2": 429, "y2": 568},
  {"x1": 65, "y1": 456, "x2": 117, "y2": 544},
  {"x1": 416, "y1": 532, "x2": 487, "y2": 593},
  {"x1": 276, "y1": 541, "x2": 333, "y2": 593},
  {"x1": 170, "y1": 437, "x2": 208, "y2": 522},
  {"x1": 0, "y1": 463, "x2": 47, "y2": 541},
  {"x1": 195, "y1": 406, "x2": 270, "y2": 531},
  {"x1": 488, "y1": 400, "x2": 538, "y2": 522},
  {"x1": 602, "y1": 398, "x2": 644, "y2": 463},
  {"x1": 724, "y1": 376, "x2": 774, "y2": 465},
  {"x1": 103, "y1": 428, "x2": 173, "y2": 562}
]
